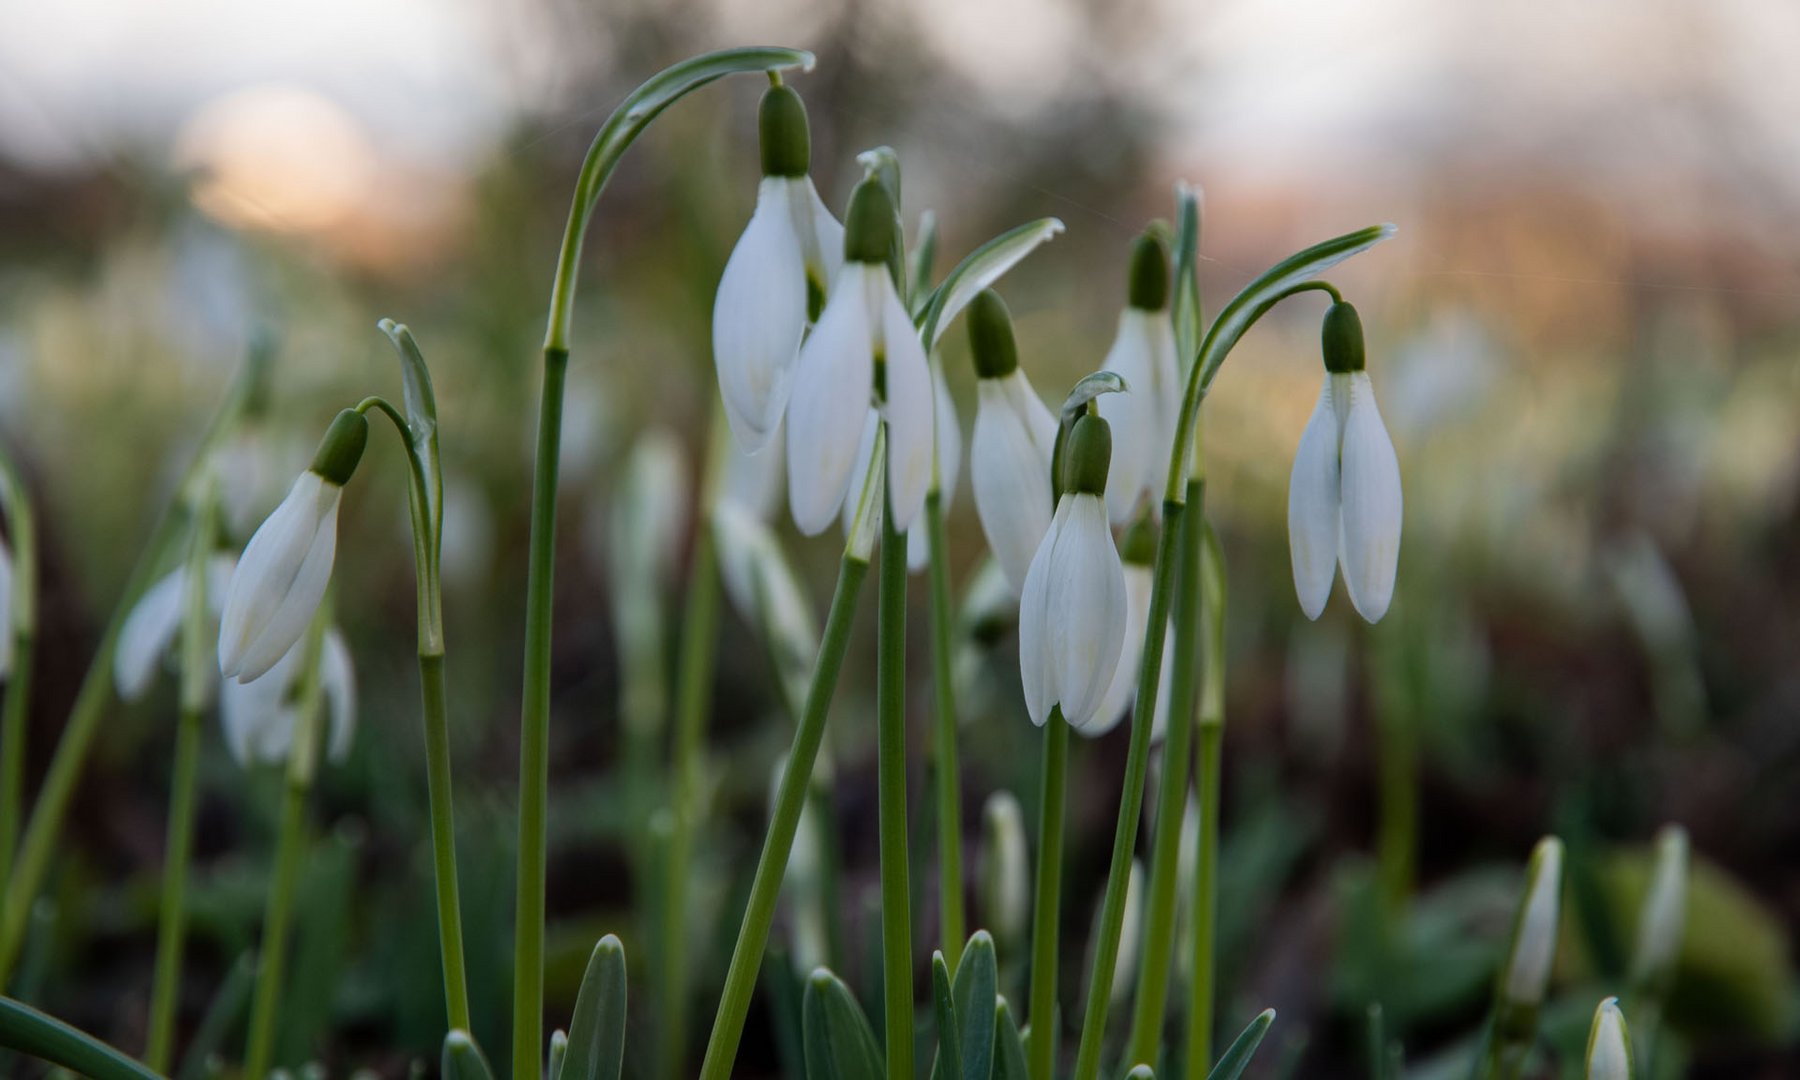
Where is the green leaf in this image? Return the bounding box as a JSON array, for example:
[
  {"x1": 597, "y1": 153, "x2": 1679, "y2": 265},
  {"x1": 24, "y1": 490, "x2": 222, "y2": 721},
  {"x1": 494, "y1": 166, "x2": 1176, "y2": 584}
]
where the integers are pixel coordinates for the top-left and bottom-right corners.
[
  {"x1": 916, "y1": 218, "x2": 1066, "y2": 349},
  {"x1": 1059, "y1": 371, "x2": 1129, "y2": 425},
  {"x1": 548, "y1": 1030, "x2": 568, "y2": 1080},
  {"x1": 1193, "y1": 224, "x2": 1395, "y2": 392},
  {"x1": 562, "y1": 935, "x2": 628, "y2": 1080},
  {"x1": 991, "y1": 998, "x2": 1031, "y2": 1080},
  {"x1": 953, "y1": 932, "x2": 999, "y2": 1080},
  {"x1": 1206, "y1": 1008, "x2": 1276, "y2": 1080},
  {"x1": 376, "y1": 320, "x2": 442, "y2": 545},
  {"x1": 1170, "y1": 182, "x2": 1203, "y2": 364},
  {"x1": 175, "y1": 951, "x2": 254, "y2": 1080},
  {"x1": 909, "y1": 210, "x2": 940, "y2": 318},
  {"x1": 803, "y1": 968, "x2": 884, "y2": 1080},
  {"x1": 0, "y1": 998, "x2": 162, "y2": 1080},
  {"x1": 441, "y1": 1029, "x2": 497, "y2": 1080},
  {"x1": 931, "y1": 952, "x2": 963, "y2": 1080}
]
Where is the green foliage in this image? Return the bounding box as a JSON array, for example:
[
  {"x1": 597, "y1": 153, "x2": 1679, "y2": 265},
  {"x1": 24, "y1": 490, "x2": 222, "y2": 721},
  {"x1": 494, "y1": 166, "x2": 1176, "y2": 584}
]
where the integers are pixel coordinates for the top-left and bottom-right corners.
[
  {"x1": 803, "y1": 969, "x2": 884, "y2": 1080},
  {"x1": 561, "y1": 935, "x2": 629, "y2": 1080}
]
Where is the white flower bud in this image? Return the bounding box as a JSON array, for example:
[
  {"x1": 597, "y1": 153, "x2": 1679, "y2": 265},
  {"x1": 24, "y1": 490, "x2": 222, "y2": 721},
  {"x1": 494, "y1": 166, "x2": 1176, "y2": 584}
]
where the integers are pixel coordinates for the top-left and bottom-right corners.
[
  {"x1": 1502, "y1": 837, "x2": 1563, "y2": 1009},
  {"x1": 1631, "y1": 825, "x2": 1688, "y2": 994},
  {"x1": 980, "y1": 789, "x2": 1030, "y2": 956},
  {"x1": 1584, "y1": 998, "x2": 1633, "y2": 1080}
]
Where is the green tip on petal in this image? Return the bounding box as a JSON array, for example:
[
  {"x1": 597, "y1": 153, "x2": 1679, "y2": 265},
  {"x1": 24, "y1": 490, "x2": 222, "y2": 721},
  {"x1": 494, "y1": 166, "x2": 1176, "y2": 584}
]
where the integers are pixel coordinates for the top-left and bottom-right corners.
[
  {"x1": 759, "y1": 84, "x2": 810, "y2": 177},
  {"x1": 1127, "y1": 231, "x2": 1170, "y2": 311},
  {"x1": 308, "y1": 408, "x2": 369, "y2": 486},
  {"x1": 967, "y1": 289, "x2": 1019, "y2": 379},
  {"x1": 1064, "y1": 414, "x2": 1112, "y2": 496},
  {"x1": 844, "y1": 176, "x2": 897, "y2": 264},
  {"x1": 1322, "y1": 300, "x2": 1366, "y2": 373}
]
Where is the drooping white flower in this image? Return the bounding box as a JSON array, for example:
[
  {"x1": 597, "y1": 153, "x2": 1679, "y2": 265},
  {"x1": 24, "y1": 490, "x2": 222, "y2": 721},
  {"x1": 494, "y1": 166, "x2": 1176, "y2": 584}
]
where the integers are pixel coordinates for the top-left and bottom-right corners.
[
  {"x1": 1019, "y1": 415, "x2": 1128, "y2": 729},
  {"x1": 0, "y1": 534, "x2": 13, "y2": 680},
  {"x1": 1502, "y1": 837, "x2": 1564, "y2": 1009},
  {"x1": 720, "y1": 419, "x2": 786, "y2": 523},
  {"x1": 837, "y1": 361, "x2": 959, "y2": 572},
  {"x1": 1287, "y1": 302, "x2": 1402, "y2": 623},
  {"x1": 1584, "y1": 998, "x2": 1633, "y2": 1080},
  {"x1": 1083, "y1": 541, "x2": 1176, "y2": 739},
  {"x1": 966, "y1": 290, "x2": 1057, "y2": 595},
  {"x1": 786, "y1": 178, "x2": 933, "y2": 536},
  {"x1": 712, "y1": 85, "x2": 843, "y2": 452},
  {"x1": 117, "y1": 554, "x2": 238, "y2": 701},
  {"x1": 218, "y1": 410, "x2": 367, "y2": 682},
  {"x1": 220, "y1": 628, "x2": 356, "y2": 767},
  {"x1": 1095, "y1": 234, "x2": 1180, "y2": 525}
]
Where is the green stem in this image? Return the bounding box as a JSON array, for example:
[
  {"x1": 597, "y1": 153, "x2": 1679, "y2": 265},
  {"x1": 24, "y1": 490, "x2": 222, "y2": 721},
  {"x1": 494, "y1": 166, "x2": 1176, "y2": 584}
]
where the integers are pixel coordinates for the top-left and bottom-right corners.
[
  {"x1": 876, "y1": 492, "x2": 914, "y2": 1080},
  {"x1": 0, "y1": 998, "x2": 161, "y2": 1080},
  {"x1": 146, "y1": 705, "x2": 201, "y2": 1072},
  {"x1": 1125, "y1": 481, "x2": 1205, "y2": 1067},
  {"x1": 419, "y1": 652, "x2": 472, "y2": 1032},
  {"x1": 924, "y1": 491, "x2": 965, "y2": 970},
  {"x1": 513, "y1": 346, "x2": 568, "y2": 1080},
  {"x1": 1375, "y1": 702, "x2": 1417, "y2": 920},
  {"x1": 1071, "y1": 499, "x2": 1185, "y2": 1080},
  {"x1": 0, "y1": 453, "x2": 36, "y2": 893},
  {"x1": 243, "y1": 617, "x2": 329, "y2": 1080},
  {"x1": 661, "y1": 494, "x2": 721, "y2": 1080},
  {"x1": 1027, "y1": 709, "x2": 1069, "y2": 1080},
  {"x1": 1186, "y1": 722, "x2": 1222, "y2": 1078},
  {"x1": 697, "y1": 553, "x2": 871, "y2": 1080}
]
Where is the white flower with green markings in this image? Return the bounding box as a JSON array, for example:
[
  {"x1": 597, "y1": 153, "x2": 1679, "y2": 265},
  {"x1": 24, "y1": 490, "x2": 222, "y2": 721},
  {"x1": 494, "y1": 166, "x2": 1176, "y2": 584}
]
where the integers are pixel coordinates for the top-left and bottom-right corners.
[
  {"x1": 117, "y1": 554, "x2": 238, "y2": 701},
  {"x1": 712, "y1": 84, "x2": 843, "y2": 452},
  {"x1": 967, "y1": 289, "x2": 1057, "y2": 595},
  {"x1": 1287, "y1": 300, "x2": 1403, "y2": 623},
  {"x1": 1095, "y1": 233, "x2": 1180, "y2": 525},
  {"x1": 218, "y1": 409, "x2": 367, "y2": 682}
]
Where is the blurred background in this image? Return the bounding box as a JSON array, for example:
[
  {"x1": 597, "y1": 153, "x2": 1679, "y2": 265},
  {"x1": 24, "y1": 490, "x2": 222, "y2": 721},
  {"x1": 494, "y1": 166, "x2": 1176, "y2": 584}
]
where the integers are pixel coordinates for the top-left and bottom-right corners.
[{"x1": 1, "y1": 0, "x2": 1797, "y2": 1076}]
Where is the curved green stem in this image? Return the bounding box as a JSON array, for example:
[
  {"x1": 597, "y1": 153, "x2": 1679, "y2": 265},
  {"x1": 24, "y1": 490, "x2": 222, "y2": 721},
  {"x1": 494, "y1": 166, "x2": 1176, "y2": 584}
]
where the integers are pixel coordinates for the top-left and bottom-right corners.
[
  {"x1": 0, "y1": 451, "x2": 37, "y2": 892},
  {"x1": 513, "y1": 346, "x2": 567, "y2": 1080},
  {"x1": 1124, "y1": 481, "x2": 1205, "y2": 1067},
  {"x1": 698, "y1": 552, "x2": 871, "y2": 1080},
  {"x1": 243, "y1": 614, "x2": 329, "y2": 1080},
  {"x1": 419, "y1": 653, "x2": 472, "y2": 1033},
  {"x1": 1071, "y1": 500, "x2": 1184, "y2": 1080},
  {"x1": 924, "y1": 491, "x2": 965, "y2": 970},
  {"x1": 1027, "y1": 709, "x2": 1068, "y2": 1080},
  {"x1": 876, "y1": 491, "x2": 914, "y2": 1080}
]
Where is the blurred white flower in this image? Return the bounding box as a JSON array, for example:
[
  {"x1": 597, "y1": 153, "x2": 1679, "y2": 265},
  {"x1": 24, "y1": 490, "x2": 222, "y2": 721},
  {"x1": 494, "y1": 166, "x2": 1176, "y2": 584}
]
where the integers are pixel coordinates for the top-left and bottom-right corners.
[
  {"x1": 720, "y1": 420, "x2": 786, "y2": 523},
  {"x1": 1584, "y1": 998, "x2": 1632, "y2": 1080},
  {"x1": 0, "y1": 534, "x2": 13, "y2": 679},
  {"x1": 980, "y1": 789, "x2": 1030, "y2": 956},
  {"x1": 1631, "y1": 825, "x2": 1689, "y2": 992},
  {"x1": 1503, "y1": 837, "x2": 1564, "y2": 1009},
  {"x1": 220, "y1": 627, "x2": 355, "y2": 767},
  {"x1": 116, "y1": 554, "x2": 237, "y2": 701}
]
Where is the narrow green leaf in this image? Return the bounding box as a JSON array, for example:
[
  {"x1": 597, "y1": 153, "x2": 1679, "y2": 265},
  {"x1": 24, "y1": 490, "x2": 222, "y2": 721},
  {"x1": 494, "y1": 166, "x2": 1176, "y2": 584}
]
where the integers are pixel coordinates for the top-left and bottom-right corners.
[
  {"x1": 1170, "y1": 182, "x2": 1203, "y2": 364},
  {"x1": 931, "y1": 952, "x2": 963, "y2": 1080},
  {"x1": 548, "y1": 1030, "x2": 568, "y2": 1080},
  {"x1": 991, "y1": 997, "x2": 1030, "y2": 1080},
  {"x1": 803, "y1": 968, "x2": 884, "y2": 1080},
  {"x1": 1366, "y1": 1004, "x2": 1386, "y2": 1080},
  {"x1": 1193, "y1": 224, "x2": 1395, "y2": 392},
  {"x1": 917, "y1": 218, "x2": 1066, "y2": 349},
  {"x1": 909, "y1": 210, "x2": 940, "y2": 318},
  {"x1": 175, "y1": 952, "x2": 255, "y2": 1080},
  {"x1": 1059, "y1": 371, "x2": 1129, "y2": 425},
  {"x1": 376, "y1": 320, "x2": 443, "y2": 550},
  {"x1": 1206, "y1": 1008, "x2": 1277, "y2": 1080},
  {"x1": 442, "y1": 1030, "x2": 497, "y2": 1080},
  {"x1": 0, "y1": 998, "x2": 161, "y2": 1080},
  {"x1": 562, "y1": 935, "x2": 628, "y2": 1080},
  {"x1": 953, "y1": 932, "x2": 999, "y2": 1080}
]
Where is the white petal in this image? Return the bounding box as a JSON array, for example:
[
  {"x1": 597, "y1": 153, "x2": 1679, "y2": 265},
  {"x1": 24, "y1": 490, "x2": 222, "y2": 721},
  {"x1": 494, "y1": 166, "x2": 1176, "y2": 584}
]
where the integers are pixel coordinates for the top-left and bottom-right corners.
[
  {"x1": 220, "y1": 474, "x2": 341, "y2": 682},
  {"x1": 837, "y1": 410, "x2": 880, "y2": 540},
  {"x1": 1096, "y1": 311, "x2": 1160, "y2": 524},
  {"x1": 880, "y1": 278, "x2": 934, "y2": 534},
  {"x1": 1017, "y1": 499, "x2": 1069, "y2": 726},
  {"x1": 1047, "y1": 494, "x2": 1128, "y2": 728},
  {"x1": 1081, "y1": 563, "x2": 1153, "y2": 736},
  {"x1": 786, "y1": 266, "x2": 875, "y2": 535},
  {"x1": 1505, "y1": 840, "x2": 1563, "y2": 1005},
  {"x1": 1146, "y1": 313, "x2": 1182, "y2": 476},
  {"x1": 321, "y1": 629, "x2": 356, "y2": 762},
  {"x1": 970, "y1": 372, "x2": 1056, "y2": 594},
  {"x1": 220, "y1": 643, "x2": 298, "y2": 766},
  {"x1": 0, "y1": 537, "x2": 11, "y2": 678},
  {"x1": 1286, "y1": 378, "x2": 1341, "y2": 620},
  {"x1": 116, "y1": 567, "x2": 189, "y2": 700},
  {"x1": 1337, "y1": 373, "x2": 1403, "y2": 623},
  {"x1": 713, "y1": 177, "x2": 808, "y2": 452},
  {"x1": 720, "y1": 422, "x2": 786, "y2": 523},
  {"x1": 906, "y1": 362, "x2": 961, "y2": 573},
  {"x1": 802, "y1": 178, "x2": 846, "y2": 296}
]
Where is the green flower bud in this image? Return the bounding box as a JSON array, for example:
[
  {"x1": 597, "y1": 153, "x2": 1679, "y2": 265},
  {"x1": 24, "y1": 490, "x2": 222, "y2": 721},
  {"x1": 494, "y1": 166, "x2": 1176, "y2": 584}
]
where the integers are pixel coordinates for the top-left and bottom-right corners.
[
  {"x1": 1064, "y1": 414, "x2": 1112, "y2": 497},
  {"x1": 758, "y1": 84, "x2": 811, "y2": 178},
  {"x1": 967, "y1": 289, "x2": 1019, "y2": 379},
  {"x1": 1127, "y1": 232, "x2": 1170, "y2": 312},
  {"x1": 1119, "y1": 513, "x2": 1158, "y2": 566},
  {"x1": 308, "y1": 409, "x2": 369, "y2": 486},
  {"x1": 843, "y1": 176, "x2": 897, "y2": 265},
  {"x1": 1321, "y1": 300, "x2": 1366, "y2": 374}
]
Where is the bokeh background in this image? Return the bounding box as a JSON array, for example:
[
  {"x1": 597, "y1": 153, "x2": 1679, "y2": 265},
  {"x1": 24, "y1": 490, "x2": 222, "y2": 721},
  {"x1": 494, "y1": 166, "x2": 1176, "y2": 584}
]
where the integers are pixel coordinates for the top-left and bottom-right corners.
[{"x1": 1, "y1": 0, "x2": 1797, "y2": 1076}]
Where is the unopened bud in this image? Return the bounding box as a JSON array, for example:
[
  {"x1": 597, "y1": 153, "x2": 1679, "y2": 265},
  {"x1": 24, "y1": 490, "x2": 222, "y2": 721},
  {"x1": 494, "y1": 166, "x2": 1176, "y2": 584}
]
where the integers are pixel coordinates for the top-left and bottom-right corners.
[{"x1": 1321, "y1": 301, "x2": 1366, "y2": 374}]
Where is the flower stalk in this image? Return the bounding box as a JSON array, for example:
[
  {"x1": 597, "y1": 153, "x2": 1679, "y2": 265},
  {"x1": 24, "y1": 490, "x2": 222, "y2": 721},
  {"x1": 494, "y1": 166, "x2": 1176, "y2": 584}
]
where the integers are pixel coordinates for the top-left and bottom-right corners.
[
  {"x1": 0, "y1": 450, "x2": 38, "y2": 892},
  {"x1": 875, "y1": 473, "x2": 914, "y2": 1080},
  {"x1": 925, "y1": 487, "x2": 966, "y2": 969},
  {"x1": 1027, "y1": 708, "x2": 1069, "y2": 1080}
]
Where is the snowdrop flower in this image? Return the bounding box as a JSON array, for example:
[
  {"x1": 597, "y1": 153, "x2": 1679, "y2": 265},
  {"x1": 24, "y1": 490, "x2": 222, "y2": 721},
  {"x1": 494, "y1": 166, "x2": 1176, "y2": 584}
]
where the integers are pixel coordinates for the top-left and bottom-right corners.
[
  {"x1": 1018, "y1": 414, "x2": 1128, "y2": 730},
  {"x1": 1083, "y1": 519, "x2": 1173, "y2": 738},
  {"x1": 220, "y1": 628, "x2": 356, "y2": 766},
  {"x1": 1095, "y1": 233, "x2": 1180, "y2": 525},
  {"x1": 967, "y1": 290, "x2": 1057, "y2": 594},
  {"x1": 980, "y1": 790, "x2": 1030, "y2": 958},
  {"x1": 1631, "y1": 825, "x2": 1688, "y2": 995},
  {"x1": 218, "y1": 410, "x2": 367, "y2": 683},
  {"x1": 839, "y1": 360, "x2": 958, "y2": 571},
  {"x1": 116, "y1": 554, "x2": 238, "y2": 701},
  {"x1": 721, "y1": 419, "x2": 786, "y2": 522},
  {"x1": 1584, "y1": 998, "x2": 1633, "y2": 1080},
  {"x1": 786, "y1": 177, "x2": 933, "y2": 536},
  {"x1": 1501, "y1": 837, "x2": 1563, "y2": 1010},
  {"x1": 0, "y1": 535, "x2": 12, "y2": 680},
  {"x1": 1287, "y1": 300, "x2": 1403, "y2": 623},
  {"x1": 713, "y1": 84, "x2": 843, "y2": 452}
]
